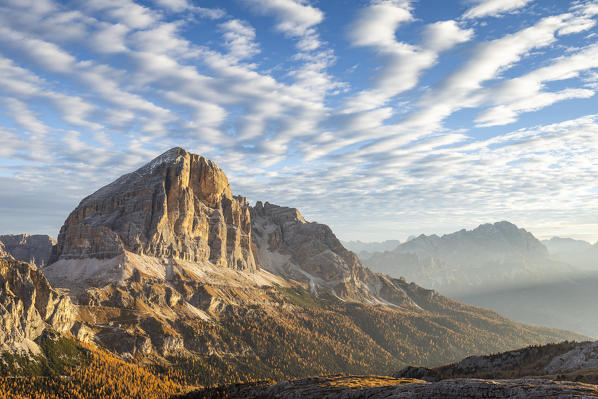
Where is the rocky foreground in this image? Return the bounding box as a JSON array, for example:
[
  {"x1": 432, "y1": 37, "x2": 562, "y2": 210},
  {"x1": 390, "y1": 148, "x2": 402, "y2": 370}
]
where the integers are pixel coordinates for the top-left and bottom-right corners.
[{"x1": 177, "y1": 375, "x2": 598, "y2": 398}]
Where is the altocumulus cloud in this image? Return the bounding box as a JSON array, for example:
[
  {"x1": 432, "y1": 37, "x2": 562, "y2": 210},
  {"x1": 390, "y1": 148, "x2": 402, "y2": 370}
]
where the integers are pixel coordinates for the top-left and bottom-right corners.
[{"x1": 0, "y1": 0, "x2": 597, "y2": 243}]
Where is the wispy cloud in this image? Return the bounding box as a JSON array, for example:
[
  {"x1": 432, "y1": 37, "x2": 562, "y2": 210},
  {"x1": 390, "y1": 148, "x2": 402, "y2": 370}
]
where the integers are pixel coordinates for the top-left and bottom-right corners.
[
  {"x1": 242, "y1": 0, "x2": 323, "y2": 50},
  {"x1": 463, "y1": 0, "x2": 534, "y2": 19},
  {"x1": 345, "y1": 1, "x2": 472, "y2": 112}
]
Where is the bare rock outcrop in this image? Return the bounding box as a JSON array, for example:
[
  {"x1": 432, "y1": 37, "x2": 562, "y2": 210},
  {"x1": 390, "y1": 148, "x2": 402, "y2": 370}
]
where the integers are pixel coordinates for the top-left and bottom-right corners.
[
  {"x1": 51, "y1": 147, "x2": 256, "y2": 271},
  {"x1": 395, "y1": 340, "x2": 598, "y2": 385},
  {"x1": 0, "y1": 242, "x2": 10, "y2": 260},
  {"x1": 0, "y1": 258, "x2": 76, "y2": 353},
  {"x1": 178, "y1": 375, "x2": 598, "y2": 398},
  {"x1": 545, "y1": 341, "x2": 598, "y2": 374},
  {"x1": 0, "y1": 234, "x2": 56, "y2": 267},
  {"x1": 250, "y1": 202, "x2": 419, "y2": 308}
]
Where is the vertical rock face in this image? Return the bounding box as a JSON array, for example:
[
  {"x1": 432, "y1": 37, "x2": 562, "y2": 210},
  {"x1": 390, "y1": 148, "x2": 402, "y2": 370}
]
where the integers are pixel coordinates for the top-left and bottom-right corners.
[
  {"x1": 52, "y1": 147, "x2": 256, "y2": 271},
  {"x1": 250, "y1": 202, "x2": 417, "y2": 308},
  {"x1": 0, "y1": 242, "x2": 10, "y2": 260},
  {"x1": 0, "y1": 234, "x2": 56, "y2": 267},
  {"x1": 0, "y1": 259, "x2": 76, "y2": 353}
]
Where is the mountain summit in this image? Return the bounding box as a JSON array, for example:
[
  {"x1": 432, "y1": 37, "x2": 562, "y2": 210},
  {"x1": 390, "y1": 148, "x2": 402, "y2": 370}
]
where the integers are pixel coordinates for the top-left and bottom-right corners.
[
  {"x1": 51, "y1": 147, "x2": 256, "y2": 271},
  {"x1": 399, "y1": 221, "x2": 548, "y2": 261},
  {"x1": 362, "y1": 221, "x2": 571, "y2": 296}
]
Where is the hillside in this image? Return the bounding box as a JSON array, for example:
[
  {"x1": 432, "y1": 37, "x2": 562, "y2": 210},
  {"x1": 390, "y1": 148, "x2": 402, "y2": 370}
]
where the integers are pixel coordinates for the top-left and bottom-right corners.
[
  {"x1": 457, "y1": 275, "x2": 598, "y2": 338},
  {"x1": 395, "y1": 340, "x2": 598, "y2": 385},
  {"x1": 0, "y1": 334, "x2": 186, "y2": 398}
]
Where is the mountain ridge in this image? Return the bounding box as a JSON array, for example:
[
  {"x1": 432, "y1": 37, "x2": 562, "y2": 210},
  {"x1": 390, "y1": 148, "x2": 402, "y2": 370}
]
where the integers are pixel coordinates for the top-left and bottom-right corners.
[{"x1": 362, "y1": 221, "x2": 573, "y2": 296}]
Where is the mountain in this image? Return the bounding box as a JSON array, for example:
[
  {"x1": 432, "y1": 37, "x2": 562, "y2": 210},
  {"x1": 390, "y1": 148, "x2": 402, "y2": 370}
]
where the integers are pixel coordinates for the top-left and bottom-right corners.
[
  {"x1": 0, "y1": 243, "x2": 9, "y2": 259},
  {"x1": 50, "y1": 147, "x2": 256, "y2": 270},
  {"x1": 251, "y1": 202, "x2": 420, "y2": 306},
  {"x1": 341, "y1": 239, "x2": 401, "y2": 260},
  {"x1": 0, "y1": 258, "x2": 75, "y2": 354},
  {"x1": 362, "y1": 222, "x2": 572, "y2": 296},
  {"x1": 0, "y1": 234, "x2": 55, "y2": 267},
  {"x1": 542, "y1": 237, "x2": 597, "y2": 271},
  {"x1": 543, "y1": 237, "x2": 593, "y2": 253},
  {"x1": 28, "y1": 147, "x2": 585, "y2": 385}
]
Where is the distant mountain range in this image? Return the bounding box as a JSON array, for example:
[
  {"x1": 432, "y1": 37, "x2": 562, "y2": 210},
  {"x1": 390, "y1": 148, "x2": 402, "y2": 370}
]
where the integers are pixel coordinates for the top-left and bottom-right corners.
[
  {"x1": 341, "y1": 239, "x2": 401, "y2": 258},
  {"x1": 0, "y1": 234, "x2": 55, "y2": 267},
  {"x1": 542, "y1": 236, "x2": 598, "y2": 270},
  {"x1": 362, "y1": 221, "x2": 573, "y2": 295},
  {"x1": 0, "y1": 147, "x2": 584, "y2": 388},
  {"x1": 357, "y1": 224, "x2": 598, "y2": 337}
]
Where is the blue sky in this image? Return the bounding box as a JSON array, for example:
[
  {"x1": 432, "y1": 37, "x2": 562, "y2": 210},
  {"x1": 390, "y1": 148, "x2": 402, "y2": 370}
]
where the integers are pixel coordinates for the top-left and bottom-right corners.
[{"x1": 0, "y1": 0, "x2": 597, "y2": 243}]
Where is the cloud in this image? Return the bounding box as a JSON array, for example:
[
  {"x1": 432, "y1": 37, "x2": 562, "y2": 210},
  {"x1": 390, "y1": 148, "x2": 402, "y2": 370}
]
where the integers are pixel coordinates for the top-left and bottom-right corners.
[
  {"x1": 2, "y1": 98, "x2": 48, "y2": 134},
  {"x1": 349, "y1": 1, "x2": 413, "y2": 47},
  {"x1": 84, "y1": 0, "x2": 157, "y2": 29},
  {"x1": 246, "y1": 0, "x2": 323, "y2": 36},
  {"x1": 219, "y1": 19, "x2": 260, "y2": 61},
  {"x1": 473, "y1": 43, "x2": 598, "y2": 126},
  {"x1": 422, "y1": 20, "x2": 474, "y2": 52},
  {"x1": 475, "y1": 88, "x2": 595, "y2": 126},
  {"x1": 92, "y1": 23, "x2": 129, "y2": 53},
  {"x1": 463, "y1": 0, "x2": 534, "y2": 19},
  {"x1": 150, "y1": 0, "x2": 226, "y2": 18},
  {"x1": 399, "y1": 10, "x2": 595, "y2": 135},
  {"x1": 243, "y1": 0, "x2": 323, "y2": 50},
  {"x1": 345, "y1": 1, "x2": 472, "y2": 113}
]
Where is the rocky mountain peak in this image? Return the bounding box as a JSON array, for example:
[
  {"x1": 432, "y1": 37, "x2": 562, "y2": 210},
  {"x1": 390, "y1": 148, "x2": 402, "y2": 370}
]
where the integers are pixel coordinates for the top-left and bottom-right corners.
[
  {"x1": 0, "y1": 258, "x2": 76, "y2": 353},
  {"x1": 400, "y1": 221, "x2": 548, "y2": 258},
  {"x1": 252, "y1": 201, "x2": 306, "y2": 224},
  {"x1": 51, "y1": 147, "x2": 256, "y2": 271},
  {"x1": 0, "y1": 234, "x2": 56, "y2": 267},
  {"x1": 250, "y1": 202, "x2": 419, "y2": 307}
]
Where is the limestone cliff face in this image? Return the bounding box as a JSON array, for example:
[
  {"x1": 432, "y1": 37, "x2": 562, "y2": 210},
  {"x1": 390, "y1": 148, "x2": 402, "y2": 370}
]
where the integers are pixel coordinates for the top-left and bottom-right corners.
[
  {"x1": 0, "y1": 259, "x2": 76, "y2": 353},
  {"x1": 0, "y1": 242, "x2": 10, "y2": 260},
  {"x1": 52, "y1": 147, "x2": 256, "y2": 271},
  {"x1": 0, "y1": 234, "x2": 56, "y2": 267},
  {"x1": 250, "y1": 202, "x2": 417, "y2": 308}
]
